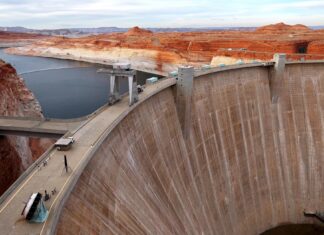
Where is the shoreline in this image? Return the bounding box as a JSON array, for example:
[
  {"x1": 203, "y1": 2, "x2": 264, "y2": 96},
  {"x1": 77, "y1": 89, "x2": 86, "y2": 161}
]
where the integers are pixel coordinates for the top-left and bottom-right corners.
[{"x1": 5, "y1": 46, "x2": 181, "y2": 76}]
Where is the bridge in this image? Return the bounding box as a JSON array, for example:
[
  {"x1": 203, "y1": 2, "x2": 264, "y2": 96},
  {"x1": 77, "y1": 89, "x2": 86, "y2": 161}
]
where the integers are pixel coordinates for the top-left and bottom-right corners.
[
  {"x1": 0, "y1": 116, "x2": 85, "y2": 138},
  {"x1": 1, "y1": 56, "x2": 324, "y2": 234}
]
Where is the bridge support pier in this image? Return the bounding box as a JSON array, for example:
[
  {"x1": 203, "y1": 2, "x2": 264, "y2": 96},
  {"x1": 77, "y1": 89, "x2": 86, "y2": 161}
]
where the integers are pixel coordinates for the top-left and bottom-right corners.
[
  {"x1": 98, "y1": 63, "x2": 138, "y2": 106},
  {"x1": 176, "y1": 66, "x2": 194, "y2": 139},
  {"x1": 109, "y1": 75, "x2": 121, "y2": 103},
  {"x1": 270, "y1": 53, "x2": 286, "y2": 103},
  {"x1": 128, "y1": 75, "x2": 138, "y2": 106}
]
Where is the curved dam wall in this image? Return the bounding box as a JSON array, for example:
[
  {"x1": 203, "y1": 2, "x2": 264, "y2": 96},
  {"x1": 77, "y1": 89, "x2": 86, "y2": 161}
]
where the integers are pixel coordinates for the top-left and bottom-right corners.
[{"x1": 55, "y1": 63, "x2": 324, "y2": 234}]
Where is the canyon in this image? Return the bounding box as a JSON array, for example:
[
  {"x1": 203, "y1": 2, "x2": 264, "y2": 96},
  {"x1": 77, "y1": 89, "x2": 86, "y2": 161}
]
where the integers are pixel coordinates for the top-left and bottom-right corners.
[{"x1": 0, "y1": 59, "x2": 52, "y2": 195}]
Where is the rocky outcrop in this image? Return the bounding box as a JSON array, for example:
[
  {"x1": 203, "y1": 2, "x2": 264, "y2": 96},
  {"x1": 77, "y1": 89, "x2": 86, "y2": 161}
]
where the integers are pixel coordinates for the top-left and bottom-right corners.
[
  {"x1": 0, "y1": 60, "x2": 53, "y2": 195},
  {"x1": 0, "y1": 136, "x2": 22, "y2": 196},
  {"x1": 215, "y1": 49, "x2": 324, "y2": 63},
  {"x1": 0, "y1": 61, "x2": 42, "y2": 116},
  {"x1": 125, "y1": 26, "x2": 153, "y2": 36},
  {"x1": 0, "y1": 30, "x2": 48, "y2": 47},
  {"x1": 256, "y1": 22, "x2": 311, "y2": 33},
  {"x1": 308, "y1": 40, "x2": 324, "y2": 54}
]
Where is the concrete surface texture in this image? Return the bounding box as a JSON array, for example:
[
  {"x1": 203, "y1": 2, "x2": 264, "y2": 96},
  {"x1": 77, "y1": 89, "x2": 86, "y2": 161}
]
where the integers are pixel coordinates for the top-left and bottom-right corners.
[{"x1": 55, "y1": 63, "x2": 324, "y2": 234}]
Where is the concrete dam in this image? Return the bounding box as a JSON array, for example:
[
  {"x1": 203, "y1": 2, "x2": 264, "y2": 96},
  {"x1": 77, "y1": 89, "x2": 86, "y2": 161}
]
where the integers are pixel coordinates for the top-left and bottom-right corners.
[{"x1": 1, "y1": 56, "x2": 324, "y2": 234}]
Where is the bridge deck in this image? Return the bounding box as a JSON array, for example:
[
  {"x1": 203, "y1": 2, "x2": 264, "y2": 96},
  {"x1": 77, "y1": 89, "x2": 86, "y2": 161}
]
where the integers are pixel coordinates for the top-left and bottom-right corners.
[
  {"x1": 0, "y1": 77, "x2": 176, "y2": 235},
  {"x1": 0, "y1": 118, "x2": 85, "y2": 138}
]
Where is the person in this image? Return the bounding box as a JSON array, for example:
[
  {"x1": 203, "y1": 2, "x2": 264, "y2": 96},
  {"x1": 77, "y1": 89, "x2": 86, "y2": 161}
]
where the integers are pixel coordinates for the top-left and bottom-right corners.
[
  {"x1": 137, "y1": 85, "x2": 144, "y2": 93},
  {"x1": 64, "y1": 155, "x2": 68, "y2": 173},
  {"x1": 44, "y1": 190, "x2": 50, "y2": 201},
  {"x1": 51, "y1": 187, "x2": 57, "y2": 195}
]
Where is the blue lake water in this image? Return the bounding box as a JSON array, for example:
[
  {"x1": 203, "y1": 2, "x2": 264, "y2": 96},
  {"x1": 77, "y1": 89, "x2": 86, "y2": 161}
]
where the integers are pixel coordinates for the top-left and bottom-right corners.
[{"x1": 0, "y1": 49, "x2": 153, "y2": 119}]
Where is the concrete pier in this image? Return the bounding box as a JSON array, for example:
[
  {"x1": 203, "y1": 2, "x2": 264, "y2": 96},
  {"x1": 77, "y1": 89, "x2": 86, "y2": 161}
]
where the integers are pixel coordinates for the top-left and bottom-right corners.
[
  {"x1": 270, "y1": 53, "x2": 286, "y2": 102},
  {"x1": 99, "y1": 63, "x2": 139, "y2": 106},
  {"x1": 176, "y1": 66, "x2": 194, "y2": 139}
]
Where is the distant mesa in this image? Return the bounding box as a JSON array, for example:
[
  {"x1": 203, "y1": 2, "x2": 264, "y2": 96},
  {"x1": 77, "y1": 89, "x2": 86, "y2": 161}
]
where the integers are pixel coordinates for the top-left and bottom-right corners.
[
  {"x1": 256, "y1": 22, "x2": 311, "y2": 32},
  {"x1": 125, "y1": 26, "x2": 153, "y2": 36}
]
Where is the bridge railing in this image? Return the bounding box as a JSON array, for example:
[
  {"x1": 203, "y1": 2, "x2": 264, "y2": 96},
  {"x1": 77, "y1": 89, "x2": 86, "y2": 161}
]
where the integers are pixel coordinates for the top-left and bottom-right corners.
[{"x1": 0, "y1": 99, "x2": 111, "y2": 123}]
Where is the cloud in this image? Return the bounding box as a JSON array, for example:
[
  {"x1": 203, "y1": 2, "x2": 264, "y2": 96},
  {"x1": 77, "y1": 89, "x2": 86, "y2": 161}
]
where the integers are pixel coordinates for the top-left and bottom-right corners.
[
  {"x1": 267, "y1": 0, "x2": 324, "y2": 9},
  {"x1": 0, "y1": 0, "x2": 322, "y2": 28}
]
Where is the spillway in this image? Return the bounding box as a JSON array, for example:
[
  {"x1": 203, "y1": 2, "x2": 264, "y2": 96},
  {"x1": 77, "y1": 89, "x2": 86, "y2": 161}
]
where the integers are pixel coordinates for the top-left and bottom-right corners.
[{"x1": 3, "y1": 58, "x2": 324, "y2": 234}]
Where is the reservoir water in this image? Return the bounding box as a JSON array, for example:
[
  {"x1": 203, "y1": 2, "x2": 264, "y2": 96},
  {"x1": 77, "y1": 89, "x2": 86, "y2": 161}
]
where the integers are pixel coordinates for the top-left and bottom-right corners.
[{"x1": 0, "y1": 49, "x2": 155, "y2": 119}]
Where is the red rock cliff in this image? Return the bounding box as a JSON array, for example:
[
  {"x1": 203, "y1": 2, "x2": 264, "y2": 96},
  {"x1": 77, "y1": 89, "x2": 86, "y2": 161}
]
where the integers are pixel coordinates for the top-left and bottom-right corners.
[
  {"x1": 308, "y1": 40, "x2": 324, "y2": 54},
  {"x1": 6, "y1": 23, "x2": 324, "y2": 72},
  {"x1": 0, "y1": 60, "x2": 52, "y2": 195},
  {"x1": 125, "y1": 26, "x2": 153, "y2": 36},
  {"x1": 256, "y1": 22, "x2": 311, "y2": 33}
]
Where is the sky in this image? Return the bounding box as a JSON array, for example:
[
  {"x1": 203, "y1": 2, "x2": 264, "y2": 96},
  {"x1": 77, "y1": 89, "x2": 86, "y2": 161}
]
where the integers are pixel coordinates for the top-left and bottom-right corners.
[{"x1": 0, "y1": 0, "x2": 323, "y2": 29}]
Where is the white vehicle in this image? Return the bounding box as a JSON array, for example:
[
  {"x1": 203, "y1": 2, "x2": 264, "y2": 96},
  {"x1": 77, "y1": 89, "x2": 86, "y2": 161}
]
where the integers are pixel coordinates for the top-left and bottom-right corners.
[{"x1": 55, "y1": 137, "x2": 75, "y2": 151}]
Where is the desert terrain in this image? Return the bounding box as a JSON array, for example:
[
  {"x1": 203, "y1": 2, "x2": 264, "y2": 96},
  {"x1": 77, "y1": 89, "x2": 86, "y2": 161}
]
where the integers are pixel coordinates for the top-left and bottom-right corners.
[
  {"x1": 0, "y1": 31, "x2": 49, "y2": 47},
  {"x1": 5, "y1": 22, "x2": 324, "y2": 74}
]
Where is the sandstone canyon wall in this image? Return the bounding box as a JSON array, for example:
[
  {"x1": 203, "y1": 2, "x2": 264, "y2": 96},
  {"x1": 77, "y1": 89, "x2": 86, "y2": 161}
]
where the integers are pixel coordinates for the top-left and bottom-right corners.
[
  {"x1": 0, "y1": 60, "x2": 52, "y2": 195},
  {"x1": 55, "y1": 63, "x2": 324, "y2": 234},
  {"x1": 6, "y1": 23, "x2": 324, "y2": 74},
  {"x1": 0, "y1": 31, "x2": 48, "y2": 47}
]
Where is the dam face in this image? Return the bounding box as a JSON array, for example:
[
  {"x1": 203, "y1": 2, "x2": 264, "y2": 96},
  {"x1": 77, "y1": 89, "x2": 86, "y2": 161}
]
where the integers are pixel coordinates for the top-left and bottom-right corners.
[{"x1": 55, "y1": 63, "x2": 324, "y2": 234}]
